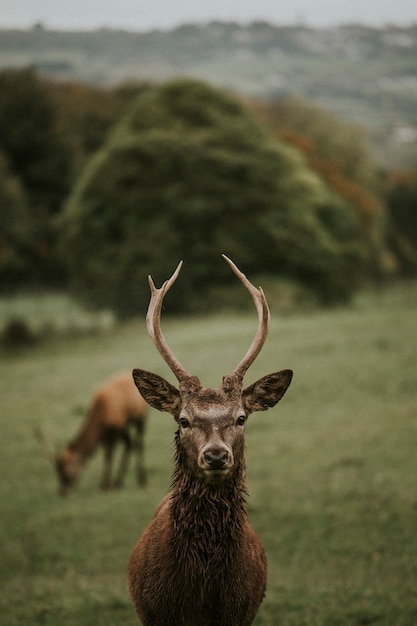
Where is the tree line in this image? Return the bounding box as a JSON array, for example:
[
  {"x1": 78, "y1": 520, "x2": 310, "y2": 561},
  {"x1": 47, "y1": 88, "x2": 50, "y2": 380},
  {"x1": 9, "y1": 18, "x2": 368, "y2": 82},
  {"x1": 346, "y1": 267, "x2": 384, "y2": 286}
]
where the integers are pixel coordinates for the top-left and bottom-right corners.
[{"x1": 1, "y1": 67, "x2": 416, "y2": 317}]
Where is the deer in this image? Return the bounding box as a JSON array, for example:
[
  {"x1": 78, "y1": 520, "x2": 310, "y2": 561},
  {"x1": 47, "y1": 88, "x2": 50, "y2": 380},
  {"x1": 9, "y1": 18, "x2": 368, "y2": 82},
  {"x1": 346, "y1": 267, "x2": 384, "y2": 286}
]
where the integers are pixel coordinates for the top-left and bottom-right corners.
[
  {"x1": 128, "y1": 255, "x2": 293, "y2": 626},
  {"x1": 36, "y1": 373, "x2": 148, "y2": 496}
]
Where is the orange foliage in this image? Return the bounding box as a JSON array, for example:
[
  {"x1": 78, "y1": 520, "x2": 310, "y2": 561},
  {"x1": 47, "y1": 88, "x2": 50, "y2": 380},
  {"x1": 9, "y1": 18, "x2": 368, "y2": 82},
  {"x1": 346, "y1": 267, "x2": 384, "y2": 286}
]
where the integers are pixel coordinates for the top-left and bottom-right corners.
[
  {"x1": 279, "y1": 129, "x2": 380, "y2": 233},
  {"x1": 386, "y1": 169, "x2": 417, "y2": 187},
  {"x1": 45, "y1": 78, "x2": 151, "y2": 177}
]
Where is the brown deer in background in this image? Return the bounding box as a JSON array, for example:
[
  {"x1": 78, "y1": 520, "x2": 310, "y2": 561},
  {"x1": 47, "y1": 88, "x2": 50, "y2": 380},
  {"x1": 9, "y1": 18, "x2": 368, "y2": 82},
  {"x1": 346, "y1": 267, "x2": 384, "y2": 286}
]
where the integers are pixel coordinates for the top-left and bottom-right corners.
[
  {"x1": 128, "y1": 255, "x2": 293, "y2": 626},
  {"x1": 37, "y1": 373, "x2": 148, "y2": 495}
]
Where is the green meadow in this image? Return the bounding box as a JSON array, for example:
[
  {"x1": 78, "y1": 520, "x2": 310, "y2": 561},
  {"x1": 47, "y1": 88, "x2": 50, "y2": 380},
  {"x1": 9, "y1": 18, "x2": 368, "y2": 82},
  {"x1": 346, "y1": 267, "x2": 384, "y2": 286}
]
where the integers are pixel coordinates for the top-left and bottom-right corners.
[{"x1": 1, "y1": 283, "x2": 416, "y2": 625}]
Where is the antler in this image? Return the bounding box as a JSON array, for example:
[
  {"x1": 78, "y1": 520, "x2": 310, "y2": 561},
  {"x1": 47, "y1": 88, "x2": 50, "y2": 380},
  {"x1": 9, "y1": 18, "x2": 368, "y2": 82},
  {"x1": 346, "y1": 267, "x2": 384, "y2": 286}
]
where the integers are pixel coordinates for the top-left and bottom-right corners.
[
  {"x1": 146, "y1": 261, "x2": 193, "y2": 383},
  {"x1": 146, "y1": 256, "x2": 269, "y2": 386},
  {"x1": 222, "y1": 254, "x2": 270, "y2": 382}
]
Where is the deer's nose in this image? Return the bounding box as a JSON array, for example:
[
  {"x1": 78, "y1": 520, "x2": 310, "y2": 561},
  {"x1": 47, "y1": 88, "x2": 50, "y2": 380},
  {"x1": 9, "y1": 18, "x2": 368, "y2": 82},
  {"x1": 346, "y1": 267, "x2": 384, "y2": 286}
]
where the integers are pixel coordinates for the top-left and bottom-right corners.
[{"x1": 204, "y1": 447, "x2": 229, "y2": 469}]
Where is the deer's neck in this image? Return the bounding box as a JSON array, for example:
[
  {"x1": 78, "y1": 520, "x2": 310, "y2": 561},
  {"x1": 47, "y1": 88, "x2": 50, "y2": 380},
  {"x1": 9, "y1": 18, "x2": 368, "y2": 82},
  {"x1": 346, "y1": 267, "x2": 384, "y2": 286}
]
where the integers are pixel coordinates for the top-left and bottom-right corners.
[
  {"x1": 170, "y1": 460, "x2": 248, "y2": 573},
  {"x1": 69, "y1": 417, "x2": 102, "y2": 460}
]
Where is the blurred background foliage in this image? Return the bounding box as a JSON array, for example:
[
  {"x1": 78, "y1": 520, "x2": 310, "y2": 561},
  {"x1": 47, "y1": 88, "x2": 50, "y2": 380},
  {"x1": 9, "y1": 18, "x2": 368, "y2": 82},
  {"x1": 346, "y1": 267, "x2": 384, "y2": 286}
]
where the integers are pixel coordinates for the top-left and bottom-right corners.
[
  {"x1": 1, "y1": 67, "x2": 416, "y2": 320},
  {"x1": 60, "y1": 79, "x2": 365, "y2": 315}
]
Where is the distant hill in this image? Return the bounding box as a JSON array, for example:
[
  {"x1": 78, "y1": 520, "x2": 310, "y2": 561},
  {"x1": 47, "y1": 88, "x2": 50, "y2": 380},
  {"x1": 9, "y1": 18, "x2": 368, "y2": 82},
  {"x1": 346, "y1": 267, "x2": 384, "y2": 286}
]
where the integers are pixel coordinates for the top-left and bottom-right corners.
[{"x1": 1, "y1": 21, "x2": 417, "y2": 168}]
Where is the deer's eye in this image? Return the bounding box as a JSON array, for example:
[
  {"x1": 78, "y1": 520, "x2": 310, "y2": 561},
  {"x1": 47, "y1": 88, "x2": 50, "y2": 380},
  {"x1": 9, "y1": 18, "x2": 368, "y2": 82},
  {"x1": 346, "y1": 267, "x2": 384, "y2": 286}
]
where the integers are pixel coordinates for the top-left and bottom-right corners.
[
  {"x1": 236, "y1": 415, "x2": 246, "y2": 426},
  {"x1": 179, "y1": 417, "x2": 190, "y2": 428}
]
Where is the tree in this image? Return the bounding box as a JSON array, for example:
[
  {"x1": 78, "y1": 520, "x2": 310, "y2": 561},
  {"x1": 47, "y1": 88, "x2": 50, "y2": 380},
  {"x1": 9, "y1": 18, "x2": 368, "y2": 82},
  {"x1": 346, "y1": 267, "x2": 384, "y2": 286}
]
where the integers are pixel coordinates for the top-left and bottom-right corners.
[
  {"x1": 0, "y1": 153, "x2": 33, "y2": 287},
  {"x1": 0, "y1": 67, "x2": 72, "y2": 285},
  {"x1": 257, "y1": 96, "x2": 380, "y2": 192},
  {"x1": 0, "y1": 68, "x2": 71, "y2": 214},
  {"x1": 254, "y1": 96, "x2": 386, "y2": 281},
  {"x1": 386, "y1": 171, "x2": 417, "y2": 275},
  {"x1": 48, "y1": 79, "x2": 151, "y2": 176},
  {"x1": 60, "y1": 79, "x2": 364, "y2": 317},
  {"x1": 0, "y1": 68, "x2": 150, "y2": 290}
]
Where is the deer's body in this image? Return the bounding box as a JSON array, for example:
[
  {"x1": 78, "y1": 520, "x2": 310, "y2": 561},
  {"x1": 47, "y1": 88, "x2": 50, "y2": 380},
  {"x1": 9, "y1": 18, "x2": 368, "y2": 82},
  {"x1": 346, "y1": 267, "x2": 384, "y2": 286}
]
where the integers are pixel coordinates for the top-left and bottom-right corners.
[
  {"x1": 129, "y1": 493, "x2": 266, "y2": 626},
  {"x1": 128, "y1": 257, "x2": 293, "y2": 626},
  {"x1": 129, "y1": 395, "x2": 267, "y2": 626},
  {"x1": 55, "y1": 373, "x2": 148, "y2": 495}
]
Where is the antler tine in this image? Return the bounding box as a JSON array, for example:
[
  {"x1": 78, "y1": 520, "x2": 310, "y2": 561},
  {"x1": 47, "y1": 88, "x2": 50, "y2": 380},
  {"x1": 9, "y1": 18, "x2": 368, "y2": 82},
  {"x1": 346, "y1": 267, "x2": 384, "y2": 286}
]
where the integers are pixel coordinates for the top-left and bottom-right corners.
[
  {"x1": 222, "y1": 254, "x2": 270, "y2": 382},
  {"x1": 146, "y1": 260, "x2": 192, "y2": 382}
]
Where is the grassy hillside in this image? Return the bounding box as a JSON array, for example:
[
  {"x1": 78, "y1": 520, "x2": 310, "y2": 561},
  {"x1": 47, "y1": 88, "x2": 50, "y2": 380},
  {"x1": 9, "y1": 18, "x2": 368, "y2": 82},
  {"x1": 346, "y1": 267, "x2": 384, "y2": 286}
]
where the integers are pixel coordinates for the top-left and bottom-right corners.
[{"x1": 1, "y1": 282, "x2": 417, "y2": 625}]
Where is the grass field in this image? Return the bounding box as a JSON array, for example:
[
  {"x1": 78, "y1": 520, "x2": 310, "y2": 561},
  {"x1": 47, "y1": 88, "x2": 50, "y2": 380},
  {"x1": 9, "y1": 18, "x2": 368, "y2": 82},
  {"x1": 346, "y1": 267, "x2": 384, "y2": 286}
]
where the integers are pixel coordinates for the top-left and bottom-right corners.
[{"x1": 1, "y1": 282, "x2": 416, "y2": 625}]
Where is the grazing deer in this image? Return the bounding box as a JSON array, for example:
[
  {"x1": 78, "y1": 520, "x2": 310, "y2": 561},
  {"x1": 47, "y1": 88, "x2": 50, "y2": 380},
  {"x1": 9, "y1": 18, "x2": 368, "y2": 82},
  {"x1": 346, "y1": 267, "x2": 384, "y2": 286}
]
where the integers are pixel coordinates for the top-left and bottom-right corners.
[
  {"x1": 37, "y1": 373, "x2": 148, "y2": 496},
  {"x1": 128, "y1": 255, "x2": 293, "y2": 626}
]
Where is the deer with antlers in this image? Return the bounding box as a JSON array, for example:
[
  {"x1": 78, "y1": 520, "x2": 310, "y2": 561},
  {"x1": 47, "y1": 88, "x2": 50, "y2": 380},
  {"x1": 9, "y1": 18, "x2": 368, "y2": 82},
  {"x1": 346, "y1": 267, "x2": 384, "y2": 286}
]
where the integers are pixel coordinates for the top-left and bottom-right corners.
[
  {"x1": 128, "y1": 255, "x2": 293, "y2": 626},
  {"x1": 37, "y1": 373, "x2": 148, "y2": 496}
]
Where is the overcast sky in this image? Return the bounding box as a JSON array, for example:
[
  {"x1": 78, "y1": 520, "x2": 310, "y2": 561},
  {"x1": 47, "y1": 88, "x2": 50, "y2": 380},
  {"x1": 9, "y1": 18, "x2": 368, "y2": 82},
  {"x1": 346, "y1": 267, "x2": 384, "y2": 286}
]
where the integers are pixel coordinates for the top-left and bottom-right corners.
[{"x1": 2, "y1": 0, "x2": 417, "y2": 31}]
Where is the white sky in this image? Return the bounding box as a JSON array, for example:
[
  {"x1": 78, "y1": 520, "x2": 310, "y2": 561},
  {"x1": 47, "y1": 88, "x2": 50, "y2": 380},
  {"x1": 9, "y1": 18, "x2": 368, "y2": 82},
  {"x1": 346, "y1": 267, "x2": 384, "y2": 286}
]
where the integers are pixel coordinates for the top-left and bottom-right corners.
[{"x1": 2, "y1": 0, "x2": 417, "y2": 31}]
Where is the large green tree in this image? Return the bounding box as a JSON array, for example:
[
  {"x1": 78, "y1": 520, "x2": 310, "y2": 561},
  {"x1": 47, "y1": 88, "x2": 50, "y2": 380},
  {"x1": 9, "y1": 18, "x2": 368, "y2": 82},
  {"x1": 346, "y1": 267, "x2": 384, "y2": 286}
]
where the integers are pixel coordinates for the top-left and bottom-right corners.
[
  {"x1": 386, "y1": 171, "x2": 417, "y2": 275},
  {"x1": 0, "y1": 153, "x2": 33, "y2": 287},
  {"x1": 60, "y1": 79, "x2": 363, "y2": 317},
  {"x1": 0, "y1": 68, "x2": 150, "y2": 290},
  {"x1": 0, "y1": 68, "x2": 72, "y2": 285}
]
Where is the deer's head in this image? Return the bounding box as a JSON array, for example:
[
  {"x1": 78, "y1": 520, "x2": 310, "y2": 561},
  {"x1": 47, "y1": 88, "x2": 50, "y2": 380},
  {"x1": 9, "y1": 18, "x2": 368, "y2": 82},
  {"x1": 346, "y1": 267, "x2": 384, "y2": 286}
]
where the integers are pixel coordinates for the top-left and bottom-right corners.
[
  {"x1": 33, "y1": 427, "x2": 82, "y2": 496},
  {"x1": 54, "y1": 448, "x2": 83, "y2": 496},
  {"x1": 133, "y1": 256, "x2": 292, "y2": 485}
]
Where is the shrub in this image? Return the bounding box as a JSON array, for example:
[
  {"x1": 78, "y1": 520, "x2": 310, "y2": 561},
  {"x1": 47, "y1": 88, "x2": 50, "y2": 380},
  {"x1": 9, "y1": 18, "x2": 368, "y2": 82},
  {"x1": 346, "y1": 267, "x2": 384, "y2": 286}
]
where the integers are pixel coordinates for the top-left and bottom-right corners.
[{"x1": 60, "y1": 79, "x2": 364, "y2": 317}]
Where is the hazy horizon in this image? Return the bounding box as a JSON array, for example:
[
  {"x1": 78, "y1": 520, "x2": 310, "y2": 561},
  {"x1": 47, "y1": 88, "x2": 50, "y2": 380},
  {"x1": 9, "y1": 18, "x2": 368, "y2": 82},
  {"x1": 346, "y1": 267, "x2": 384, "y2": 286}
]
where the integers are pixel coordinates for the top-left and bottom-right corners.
[{"x1": 2, "y1": 0, "x2": 417, "y2": 32}]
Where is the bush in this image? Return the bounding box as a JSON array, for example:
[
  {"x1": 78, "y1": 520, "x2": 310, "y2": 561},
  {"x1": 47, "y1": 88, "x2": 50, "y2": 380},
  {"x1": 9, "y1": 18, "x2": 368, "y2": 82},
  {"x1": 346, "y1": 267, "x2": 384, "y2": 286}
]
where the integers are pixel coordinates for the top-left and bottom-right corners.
[
  {"x1": 0, "y1": 153, "x2": 33, "y2": 288},
  {"x1": 386, "y1": 171, "x2": 417, "y2": 275},
  {"x1": 0, "y1": 68, "x2": 72, "y2": 286},
  {"x1": 60, "y1": 79, "x2": 364, "y2": 317}
]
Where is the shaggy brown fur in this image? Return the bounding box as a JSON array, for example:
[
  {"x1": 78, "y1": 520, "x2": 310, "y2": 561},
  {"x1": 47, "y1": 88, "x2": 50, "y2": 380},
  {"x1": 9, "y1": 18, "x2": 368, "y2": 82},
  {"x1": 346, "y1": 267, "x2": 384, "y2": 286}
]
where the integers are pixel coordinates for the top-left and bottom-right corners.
[{"x1": 128, "y1": 369, "x2": 292, "y2": 625}]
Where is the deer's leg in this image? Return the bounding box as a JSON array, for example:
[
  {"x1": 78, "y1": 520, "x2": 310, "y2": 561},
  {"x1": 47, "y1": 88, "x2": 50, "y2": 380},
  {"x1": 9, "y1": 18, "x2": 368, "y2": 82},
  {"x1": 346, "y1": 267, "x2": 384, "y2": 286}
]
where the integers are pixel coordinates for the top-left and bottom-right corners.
[
  {"x1": 133, "y1": 421, "x2": 146, "y2": 487},
  {"x1": 114, "y1": 430, "x2": 132, "y2": 488}
]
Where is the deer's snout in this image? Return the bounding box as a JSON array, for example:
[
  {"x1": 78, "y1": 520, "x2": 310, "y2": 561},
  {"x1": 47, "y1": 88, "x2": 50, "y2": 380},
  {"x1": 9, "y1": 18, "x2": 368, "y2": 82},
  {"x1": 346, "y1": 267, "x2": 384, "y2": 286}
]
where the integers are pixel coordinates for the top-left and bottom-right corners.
[
  {"x1": 204, "y1": 447, "x2": 229, "y2": 469},
  {"x1": 198, "y1": 441, "x2": 233, "y2": 478}
]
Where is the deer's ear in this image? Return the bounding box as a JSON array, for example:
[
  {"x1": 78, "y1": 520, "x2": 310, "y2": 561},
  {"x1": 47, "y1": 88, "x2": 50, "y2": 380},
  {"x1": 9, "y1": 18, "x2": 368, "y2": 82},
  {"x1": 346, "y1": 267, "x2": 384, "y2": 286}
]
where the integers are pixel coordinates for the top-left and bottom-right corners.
[
  {"x1": 242, "y1": 369, "x2": 293, "y2": 415},
  {"x1": 133, "y1": 369, "x2": 181, "y2": 415}
]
